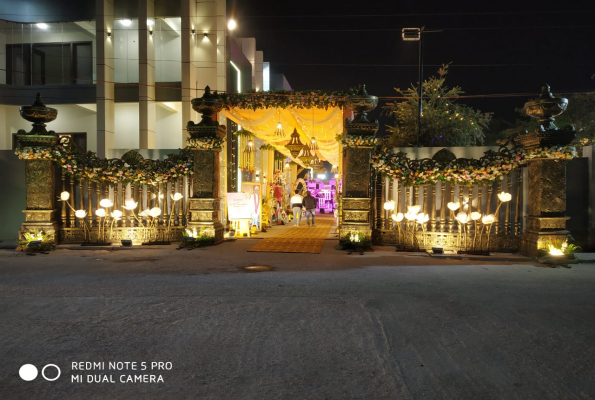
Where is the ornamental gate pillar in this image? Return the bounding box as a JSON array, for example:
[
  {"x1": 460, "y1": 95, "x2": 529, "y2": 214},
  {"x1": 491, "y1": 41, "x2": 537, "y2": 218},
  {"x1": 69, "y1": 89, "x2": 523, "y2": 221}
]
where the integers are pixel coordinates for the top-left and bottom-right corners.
[
  {"x1": 340, "y1": 85, "x2": 379, "y2": 240},
  {"x1": 15, "y1": 94, "x2": 60, "y2": 242},
  {"x1": 186, "y1": 86, "x2": 226, "y2": 244},
  {"x1": 518, "y1": 85, "x2": 576, "y2": 257}
]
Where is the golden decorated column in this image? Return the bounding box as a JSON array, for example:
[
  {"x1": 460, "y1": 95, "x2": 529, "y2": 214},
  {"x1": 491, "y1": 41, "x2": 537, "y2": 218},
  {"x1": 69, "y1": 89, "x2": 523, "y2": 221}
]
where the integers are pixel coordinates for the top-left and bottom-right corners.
[
  {"x1": 186, "y1": 86, "x2": 226, "y2": 244},
  {"x1": 517, "y1": 85, "x2": 576, "y2": 257},
  {"x1": 15, "y1": 94, "x2": 60, "y2": 242},
  {"x1": 340, "y1": 85, "x2": 379, "y2": 241}
]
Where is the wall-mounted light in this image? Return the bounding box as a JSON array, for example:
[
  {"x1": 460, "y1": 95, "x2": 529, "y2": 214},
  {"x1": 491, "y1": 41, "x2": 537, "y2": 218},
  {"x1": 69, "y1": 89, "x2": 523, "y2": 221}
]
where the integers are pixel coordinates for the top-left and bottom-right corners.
[
  {"x1": 107, "y1": 31, "x2": 112, "y2": 38},
  {"x1": 191, "y1": 28, "x2": 195, "y2": 35},
  {"x1": 149, "y1": 30, "x2": 153, "y2": 36},
  {"x1": 228, "y1": 19, "x2": 237, "y2": 30},
  {"x1": 203, "y1": 32, "x2": 208, "y2": 37}
]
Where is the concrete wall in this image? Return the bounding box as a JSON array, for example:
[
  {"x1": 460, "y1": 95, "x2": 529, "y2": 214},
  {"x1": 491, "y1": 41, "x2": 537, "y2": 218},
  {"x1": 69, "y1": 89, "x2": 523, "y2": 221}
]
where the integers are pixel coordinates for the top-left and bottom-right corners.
[
  {"x1": 114, "y1": 102, "x2": 140, "y2": 150},
  {"x1": 0, "y1": 150, "x2": 25, "y2": 241},
  {"x1": 154, "y1": 18, "x2": 182, "y2": 83},
  {"x1": 0, "y1": 104, "x2": 98, "y2": 151},
  {"x1": 113, "y1": 20, "x2": 140, "y2": 83},
  {"x1": 155, "y1": 102, "x2": 183, "y2": 149}
]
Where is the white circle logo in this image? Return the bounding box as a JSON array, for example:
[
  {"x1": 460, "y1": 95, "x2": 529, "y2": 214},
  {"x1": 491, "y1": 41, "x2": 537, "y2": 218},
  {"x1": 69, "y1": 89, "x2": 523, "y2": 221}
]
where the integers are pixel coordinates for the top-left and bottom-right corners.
[
  {"x1": 19, "y1": 364, "x2": 38, "y2": 381},
  {"x1": 41, "y1": 364, "x2": 61, "y2": 381}
]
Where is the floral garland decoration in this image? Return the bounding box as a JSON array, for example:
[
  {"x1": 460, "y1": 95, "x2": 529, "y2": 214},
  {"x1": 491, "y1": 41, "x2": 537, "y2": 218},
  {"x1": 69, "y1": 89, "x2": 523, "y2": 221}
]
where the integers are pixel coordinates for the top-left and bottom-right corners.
[
  {"x1": 372, "y1": 147, "x2": 524, "y2": 186},
  {"x1": 337, "y1": 134, "x2": 383, "y2": 149},
  {"x1": 221, "y1": 89, "x2": 354, "y2": 111},
  {"x1": 186, "y1": 136, "x2": 226, "y2": 150},
  {"x1": 16, "y1": 143, "x2": 194, "y2": 185},
  {"x1": 272, "y1": 169, "x2": 286, "y2": 186},
  {"x1": 372, "y1": 145, "x2": 578, "y2": 186},
  {"x1": 523, "y1": 145, "x2": 577, "y2": 161},
  {"x1": 233, "y1": 129, "x2": 255, "y2": 138},
  {"x1": 260, "y1": 143, "x2": 276, "y2": 151},
  {"x1": 15, "y1": 146, "x2": 57, "y2": 160}
]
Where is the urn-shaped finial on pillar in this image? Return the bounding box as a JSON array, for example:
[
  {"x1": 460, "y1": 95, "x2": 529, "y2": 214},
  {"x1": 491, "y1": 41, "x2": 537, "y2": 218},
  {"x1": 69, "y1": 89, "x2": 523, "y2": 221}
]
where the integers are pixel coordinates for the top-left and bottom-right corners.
[
  {"x1": 190, "y1": 86, "x2": 224, "y2": 127},
  {"x1": 516, "y1": 84, "x2": 575, "y2": 150},
  {"x1": 16, "y1": 93, "x2": 59, "y2": 146}
]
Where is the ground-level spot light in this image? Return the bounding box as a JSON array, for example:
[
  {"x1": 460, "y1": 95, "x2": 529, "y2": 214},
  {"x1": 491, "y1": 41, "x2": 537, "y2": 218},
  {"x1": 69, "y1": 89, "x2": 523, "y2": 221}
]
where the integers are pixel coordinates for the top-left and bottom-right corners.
[{"x1": 241, "y1": 265, "x2": 275, "y2": 272}]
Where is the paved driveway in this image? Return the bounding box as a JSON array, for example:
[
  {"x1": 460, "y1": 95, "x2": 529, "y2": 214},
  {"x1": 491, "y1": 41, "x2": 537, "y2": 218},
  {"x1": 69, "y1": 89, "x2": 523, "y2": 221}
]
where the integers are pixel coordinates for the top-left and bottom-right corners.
[{"x1": 0, "y1": 244, "x2": 594, "y2": 399}]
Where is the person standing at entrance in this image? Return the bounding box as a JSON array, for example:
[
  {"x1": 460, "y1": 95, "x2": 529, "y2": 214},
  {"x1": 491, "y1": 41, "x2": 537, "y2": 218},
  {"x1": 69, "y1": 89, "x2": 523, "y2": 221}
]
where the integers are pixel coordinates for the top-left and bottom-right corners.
[
  {"x1": 302, "y1": 191, "x2": 317, "y2": 227},
  {"x1": 290, "y1": 190, "x2": 303, "y2": 227}
]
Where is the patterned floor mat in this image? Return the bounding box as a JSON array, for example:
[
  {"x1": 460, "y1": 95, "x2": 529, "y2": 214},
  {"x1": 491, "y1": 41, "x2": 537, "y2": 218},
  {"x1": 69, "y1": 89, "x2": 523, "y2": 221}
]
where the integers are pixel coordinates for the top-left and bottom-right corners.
[{"x1": 248, "y1": 215, "x2": 335, "y2": 253}]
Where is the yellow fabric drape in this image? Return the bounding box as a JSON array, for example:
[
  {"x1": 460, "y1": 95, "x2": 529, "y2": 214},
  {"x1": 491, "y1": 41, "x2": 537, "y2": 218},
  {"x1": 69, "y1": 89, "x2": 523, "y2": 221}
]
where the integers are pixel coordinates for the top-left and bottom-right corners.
[{"x1": 221, "y1": 107, "x2": 343, "y2": 166}]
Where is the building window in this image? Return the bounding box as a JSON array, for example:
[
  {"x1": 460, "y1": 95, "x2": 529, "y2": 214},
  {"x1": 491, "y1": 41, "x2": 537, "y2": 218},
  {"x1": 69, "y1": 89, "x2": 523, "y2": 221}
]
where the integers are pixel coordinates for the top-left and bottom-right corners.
[{"x1": 6, "y1": 42, "x2": 93, "y2": 85}]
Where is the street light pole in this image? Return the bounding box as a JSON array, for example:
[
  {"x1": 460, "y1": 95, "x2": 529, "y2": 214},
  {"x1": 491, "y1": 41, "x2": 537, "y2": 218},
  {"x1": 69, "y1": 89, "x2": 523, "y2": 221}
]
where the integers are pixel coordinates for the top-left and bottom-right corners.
[
  {"x1": 417, "y1": 26, "x2": 424, "y2": 147},
  {"x1": 402, "y1": 26, "x2": 441, "y2": 147}
]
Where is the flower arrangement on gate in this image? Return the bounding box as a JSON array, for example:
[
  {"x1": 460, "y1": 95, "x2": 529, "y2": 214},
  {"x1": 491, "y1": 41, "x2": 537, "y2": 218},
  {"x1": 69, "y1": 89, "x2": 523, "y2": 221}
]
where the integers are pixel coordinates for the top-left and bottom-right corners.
[
  {"x1": 15, "y1": 142, "x2": 194, "y2": 185},
  {"x1": 372, "y1": 145, "x2": 578, "y2": 186},
  {"x1": 15, "y1": 146, "x2": 57, "y2": 160},
  {"x1": 337, "y1": 134, "x2": 383, "y2": 149},
  {"x1": 186, "y1": 136, "x2": 226, "y2": 150},
  {"x1": 523, "y1": 145, "x2": 577, "y2": 161},
  {"x1": 221, "y1": 89, "x2": 354, "y2": 111},
  {"x1": 272, "y1": 169, "x2": 286, "y2": 186}
]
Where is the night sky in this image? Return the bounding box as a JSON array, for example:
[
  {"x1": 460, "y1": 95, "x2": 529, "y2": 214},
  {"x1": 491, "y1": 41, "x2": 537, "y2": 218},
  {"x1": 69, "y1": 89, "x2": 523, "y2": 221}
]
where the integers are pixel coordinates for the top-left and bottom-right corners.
[{"x1": 227, "y1": 1, "x2": 595, "y2": 135}]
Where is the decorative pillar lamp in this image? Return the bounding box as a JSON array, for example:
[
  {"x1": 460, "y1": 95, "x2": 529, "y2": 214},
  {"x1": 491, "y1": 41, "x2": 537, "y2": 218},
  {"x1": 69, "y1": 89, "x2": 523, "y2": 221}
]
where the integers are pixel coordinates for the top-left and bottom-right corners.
[
  {"x1": 340, "y1": 84, "x2": 379, "y2": 241},
  {"x1": 517, "y1": 85, "x2": 576, "y2": 257},
  {"x1": 16, "y1": 93, "x2": 60, "y2": 243},
  {"x1": 186, "y1": 86, "x2": 226, "y2": 244}
]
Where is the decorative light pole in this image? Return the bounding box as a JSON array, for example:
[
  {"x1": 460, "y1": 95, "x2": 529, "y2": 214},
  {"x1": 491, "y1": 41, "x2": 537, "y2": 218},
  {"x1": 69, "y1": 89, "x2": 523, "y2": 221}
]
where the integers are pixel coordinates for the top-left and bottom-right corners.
[{"x1": 517, "y1": 85, "x2": 576, "y2": 257}]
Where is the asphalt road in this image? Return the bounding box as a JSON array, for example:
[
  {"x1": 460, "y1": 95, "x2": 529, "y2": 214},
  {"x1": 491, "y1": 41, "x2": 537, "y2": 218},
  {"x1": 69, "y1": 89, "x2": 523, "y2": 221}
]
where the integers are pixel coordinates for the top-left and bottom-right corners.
[{"x1": 0, "y1": 242, "x2": 594, "y2": 399}]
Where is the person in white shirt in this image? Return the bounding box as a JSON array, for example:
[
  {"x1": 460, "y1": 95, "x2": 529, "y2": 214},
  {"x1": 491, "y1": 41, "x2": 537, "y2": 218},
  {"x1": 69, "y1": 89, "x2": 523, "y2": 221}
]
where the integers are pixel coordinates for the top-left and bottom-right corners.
[{"x1": 290, "y1": 190, "x2": 304, "y2": 227}]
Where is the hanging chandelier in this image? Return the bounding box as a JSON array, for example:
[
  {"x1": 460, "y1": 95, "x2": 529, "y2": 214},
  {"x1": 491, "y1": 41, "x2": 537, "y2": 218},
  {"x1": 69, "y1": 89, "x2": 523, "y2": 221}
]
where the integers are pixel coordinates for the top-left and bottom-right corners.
[
  {"x1": 275, "y1": 122, "x2": 285, "y2": 138},
  {"x1": 274, "y1": 109, "x2": 285, "y2": 138},
  {"x1": 309, "y1": 136, "x2": 319, "y2": 151},
  {"x1": 298, "y1": 147, "x2": 315, "y2": 165},
  {"x1": 285, "y1": 128, "x2": 307, "y2": 158},
  {"x1": 310, "y1": 154, "x2": 322, "y2": 167},
  {"x1": 330, "y1": 164, "x2": 338, "y2": 173}
]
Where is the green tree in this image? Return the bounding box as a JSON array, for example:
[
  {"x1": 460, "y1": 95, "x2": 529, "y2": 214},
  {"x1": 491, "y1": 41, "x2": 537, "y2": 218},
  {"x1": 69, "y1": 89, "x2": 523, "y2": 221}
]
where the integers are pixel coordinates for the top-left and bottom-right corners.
[{"x1": 385, "y1": 64, "x2": 491, "y2": 147}]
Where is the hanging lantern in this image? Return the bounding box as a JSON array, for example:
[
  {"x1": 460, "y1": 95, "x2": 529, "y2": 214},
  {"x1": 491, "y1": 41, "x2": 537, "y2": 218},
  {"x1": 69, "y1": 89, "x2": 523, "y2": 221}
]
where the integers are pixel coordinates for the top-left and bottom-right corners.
[
  {"x1": 331, "y1": 164, "x2": 338, "y2": 173},
  {"x1": 310, "y1": 154, "x2": 322, "y2": 167},
  {"x1": 309, "y1": 136, "x2": 319, "y2": 151},
  {"x1": 244, "y1": 139, "x2": 254, "y2": 154},
  {"x1": 275, "y1": 122, "x2": 285, "y2": 138},
  {"x1": 298, "y1": 147, "x2": 314, "y2": 165},
  {"x1": 285, "y1": 128, "x2": 307, "y2": 158}
]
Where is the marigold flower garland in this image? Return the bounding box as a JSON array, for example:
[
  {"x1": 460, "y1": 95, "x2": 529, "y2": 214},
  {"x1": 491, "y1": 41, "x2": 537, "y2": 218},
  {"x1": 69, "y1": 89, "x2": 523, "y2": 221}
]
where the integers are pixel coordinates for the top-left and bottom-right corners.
[
  {"x1": 16, "y1": 143, "x2": 194, "y2": 185},
  {"x1": 186, "y1": 136, "x2": 226, "y2": 150},
  {"x1": 371, "y1": 145, "x2": 577, "y2": 186}
]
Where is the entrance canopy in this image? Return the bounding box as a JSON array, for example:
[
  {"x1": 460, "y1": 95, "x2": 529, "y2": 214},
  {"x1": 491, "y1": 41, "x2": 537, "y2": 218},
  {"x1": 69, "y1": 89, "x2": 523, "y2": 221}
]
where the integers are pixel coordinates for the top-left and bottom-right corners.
[{"x1": 221, "y1": 105, "x2": 344, "y2": 166}]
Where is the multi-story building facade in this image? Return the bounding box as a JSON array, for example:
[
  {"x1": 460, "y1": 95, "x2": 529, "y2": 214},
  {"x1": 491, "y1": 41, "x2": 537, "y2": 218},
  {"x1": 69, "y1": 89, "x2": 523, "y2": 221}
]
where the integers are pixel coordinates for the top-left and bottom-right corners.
[{"x1": 0, "y1": 0, "x2": 291, "y2": 240}]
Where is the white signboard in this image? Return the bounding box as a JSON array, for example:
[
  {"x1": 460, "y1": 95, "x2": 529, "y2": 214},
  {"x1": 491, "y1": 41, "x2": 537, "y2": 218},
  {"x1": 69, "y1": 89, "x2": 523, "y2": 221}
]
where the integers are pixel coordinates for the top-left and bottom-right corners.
[{"x1": 227, "y1": 192, "x2": 252, "y2": 220}]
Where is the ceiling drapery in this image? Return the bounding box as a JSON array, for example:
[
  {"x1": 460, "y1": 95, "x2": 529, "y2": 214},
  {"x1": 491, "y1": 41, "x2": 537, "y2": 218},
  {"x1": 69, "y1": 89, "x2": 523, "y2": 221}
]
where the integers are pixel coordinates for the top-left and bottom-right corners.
[{"x1": 221, "y1": 107, "x2": 343, "y2": 166}]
